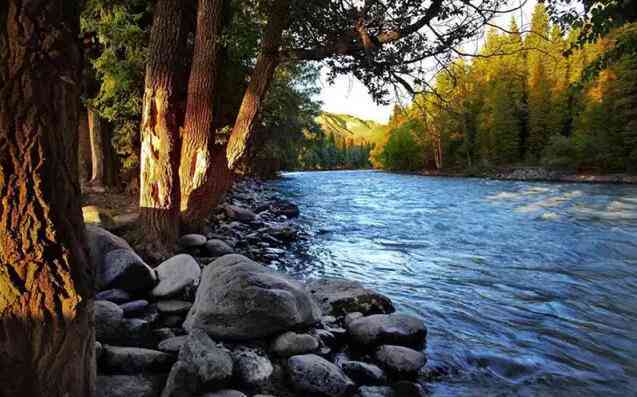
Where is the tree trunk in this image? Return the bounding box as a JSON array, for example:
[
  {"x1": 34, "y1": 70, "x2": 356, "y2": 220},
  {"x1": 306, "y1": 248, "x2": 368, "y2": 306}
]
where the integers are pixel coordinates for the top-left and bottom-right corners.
[
  {"x1": 88, "y1": 108, "x2": 105, "y2": 190},
  {"x1": 78, "y1": 108, "x2": 92, "y2": 185},
  {"x1": 139, "y1": 0, "x2": 187, "y2": 257},
  {"x1": 226, "y1": 0, "x2": 290, "y2": 172},
  {"x1": 179, "y1": 0, "x2": 224, "y2": 225},
  {"x1": 0, "y1": 1, "x2": 95, "y2": 396}
]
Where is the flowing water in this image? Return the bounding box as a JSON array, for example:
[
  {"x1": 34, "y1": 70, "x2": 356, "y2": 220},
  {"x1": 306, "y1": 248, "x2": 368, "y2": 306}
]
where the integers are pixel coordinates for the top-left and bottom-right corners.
[{"x1": 269, "y1": 170, "x2": 637, "y2": 396}]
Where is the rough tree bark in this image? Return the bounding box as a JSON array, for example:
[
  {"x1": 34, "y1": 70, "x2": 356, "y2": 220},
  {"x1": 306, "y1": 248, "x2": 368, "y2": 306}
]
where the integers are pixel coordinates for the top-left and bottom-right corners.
[
  {"x1": 88, "y1": 108, "x2": 105, "y2": 190},
  {"x1": 0, "y1": 1, "x2": 95, "y2": 396},
  {"x1": 178, "y1": 0, "x2": 224, "y2": 225},
  {"x1": 139, "y1": 0, "x2": 186, "y2": 256},
  {"x1": 226, "y1": 0, "x2": 290, "y2": 172}
]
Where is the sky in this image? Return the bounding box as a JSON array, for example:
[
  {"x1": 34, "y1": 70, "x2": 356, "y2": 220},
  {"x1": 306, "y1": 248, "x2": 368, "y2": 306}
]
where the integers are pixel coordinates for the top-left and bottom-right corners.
[{"x1": 318, "y1": 0, "x2": 538, "y2": 124}]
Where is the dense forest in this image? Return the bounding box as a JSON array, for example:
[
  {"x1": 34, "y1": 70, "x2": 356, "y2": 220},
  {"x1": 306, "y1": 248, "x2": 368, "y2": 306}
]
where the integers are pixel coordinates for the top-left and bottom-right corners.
[{"x1": 375, "y1": 4, "x2": 637, "y2": 173}]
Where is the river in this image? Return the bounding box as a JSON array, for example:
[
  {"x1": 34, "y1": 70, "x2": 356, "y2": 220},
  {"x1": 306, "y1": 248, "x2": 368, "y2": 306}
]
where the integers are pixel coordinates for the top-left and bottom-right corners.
[{"x1": 269, "y1": 170, "x2": 637, "y2": 396}]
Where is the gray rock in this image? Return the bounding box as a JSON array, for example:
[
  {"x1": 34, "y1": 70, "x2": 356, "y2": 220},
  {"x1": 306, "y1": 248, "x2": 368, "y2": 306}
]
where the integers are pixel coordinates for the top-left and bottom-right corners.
[
  {"x1": 344, "y1": 312, "x2": 364, "y2": 327},
  {"x1": 160, "y1": 315, "x2": 183, "y2": 328},
  {"x1": 99, "y1": 248, "x2": 156, "y2": 292},
  {"x1": 179, "y1": 329, "x2": 233, "y2": 386},
  {"x1": 341, "y1": 361, "x2": 386, "y2": 385},
  {"x1": 287, "y1": 354, "x2": 356, "y2": 397},
  {"x1": 271, "y1": 331, "x2": 319, "y2": 357},
  {"x1": 270, "y1": 200, "x2": 300, "y2": 218},
  {"x1": 96, "y1": 341, "x2": 104, "y2": 362},
  {"x1": 357, "y1": 386, "x2": 394, "y2": 397},
  {"x1": 203, "y1": 239, "x2": 234, "y2": 256},
  {"x1": 393, "y1": 381, "x2": 427, "y2": 397},
  {"x1": 348, "y1": 314, "x2": 427, "y2": 349},
  {"x1": 156, "y1": 300, "x2": 193, "y2": 315},
  {"x1": 307, "y1": 278, "x2": 394, "y2": 316},
  {"x1": 96, "y1": 289, "x2": 132, "y2": 304},
  {"x1": 97, "y1": 374, "x2": 166, "y2": 397},
  {"x1": 86, "y1": 225, "x2": 131, "y2": 271},
  {"x1": 231, "y1": 348, "x2": 273, "y2": 386},
  {"x1": 101, "y1": 345, "x2": 175, "y2": 374},
  {"x1": 120, "y1": 300, "x2": 149, "y2": 317},
  {"x1": 374, "y1": 345, "x2": 426, "y2": 376},
  {"x1": 178, "y1": 234, "x2": 207, "y2": 248},
  {"x1": 225, "y1": 205, "x2": 256, "y2": 222},
  {"x1": 161, "y1": 360, "x2": 197, "y2": 397},
  {"x1": 96, "y1": 300, "x2": 124, "y2": 343},
  {"x1": 201, "y1": 391, "x2": 247, "y2": 397},
  {"x1": 184, "y1": 254, "x2": 320, "y2": 340},
  {"x1": 153, "y1": 328, "x2": 176, "y2": 342},
  {"x1": 121, "y1": 318, "x2": 153, "y2": 346},
  {"x1": 151, "y1": 254, "x2": 201, "y2": 298},
  {"x1": 158, "y1": 335, "x2": 188, "y2": 354}
]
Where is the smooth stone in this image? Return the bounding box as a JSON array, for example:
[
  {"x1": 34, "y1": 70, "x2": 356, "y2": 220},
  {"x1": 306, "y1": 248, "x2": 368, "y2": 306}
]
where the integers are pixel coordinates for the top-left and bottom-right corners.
[
  {"x1": 287, "y1": 354, "x2": 356, "y2": 397},
  {"x1": 101, "y1": 345, "x2": 175, "y2": 374},
  {"x1": 151, "y1": 254, "x2": 201, "y2": 298},
  {"x1": 348, "y1": 314, "x2": 427, "y2": 349},
  {"x1": 96, "y1": 300, "x2": 124, "y2": 343},
  {"x1": 153, "y1": 328, "x2": 176, "y2": 342},
  {"x1": 307, "y1": 278, "x2": 395, "y2": 316},
  {"x1": 86, "y1": 225, "x2": 131, "y2": 271},
  {"x1": 100, "y1": 248, "x2": 156, "y2": 292},
  {"x1": 178, "y1": 234, "x2": 207, "y2": 248},
  {"x1": 374, "y1": 345, "x2": 426, "y2": 376},
  {"x1": 201, "y1": 391, "x2": 247, "y2": 397},
  {"x1": 121, "y1": 318, "x2": 153, "y2": 346},
  {"x1": 184, "y1": 254, "x2": 320, "y2": 340},
  {"x1": 271, "y1": 331, "x2": 319, "y2": 357},
  {"x1": 178, "y1": 329, "x2": 233, "y2": 386},
  {"x1": 157, "y1": 335, "x2": 188, "y2": 354},
  {"x1": 357, "y1": 386, "x2": 394, "y2": 397},
  {"x1": 97, "y1": 374, "x2": 166, "y2": 397},
  {"x1": 269, "y1": 199, "x2": 300, "y2": 218},
  {"x1": 96, "y1": 289, "x2": 132, "y2": 304},
  {"x1": 344, "y1": 312, "x2": 364, "y2": 327},
  {"x1": 231, "y1": 348, "x2": 273, "y2": 386},
  {"x1": 96, "y1": 341, "x2": 104, "y2": 362},
  {"x1": 203, "y1": 239, "x2": 234, "y2": 256},
  {"x1": 136, "y1": 304, "x2": 160, "y2": 324},
  {"x1": 120, "y1": 300, "x2": 149, "y2": 317},
  {"x1": 393, "y1": 381, "x2": 427, "y2": 397},
  {"x1": 225, "y1": 204, "x2": 256, "y2": 222},
  {"x1": 341, "y1": 361, "x2": 386, "y2": 385},
  {"x1": 156, "y1": 300, "x2": 193, "y2": 315}
]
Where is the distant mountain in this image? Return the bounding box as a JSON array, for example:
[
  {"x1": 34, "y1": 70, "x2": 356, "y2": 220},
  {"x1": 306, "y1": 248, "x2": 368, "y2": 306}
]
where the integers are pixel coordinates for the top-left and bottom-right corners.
[{"x1": 316, "y1": 112, "x2": 387, "y2": 146}]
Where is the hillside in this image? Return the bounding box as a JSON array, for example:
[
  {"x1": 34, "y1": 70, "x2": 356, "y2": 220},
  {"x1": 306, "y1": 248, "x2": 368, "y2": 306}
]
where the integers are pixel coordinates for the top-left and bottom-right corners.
[{"x1": 316, "y1": 112, "x2": 387, "y2": 147}]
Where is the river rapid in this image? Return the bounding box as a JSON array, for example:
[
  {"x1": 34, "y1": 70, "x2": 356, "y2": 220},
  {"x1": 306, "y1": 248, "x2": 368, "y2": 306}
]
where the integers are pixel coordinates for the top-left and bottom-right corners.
[{"x1": 268, "y1": 170, "x2": 637, "y2": 396}]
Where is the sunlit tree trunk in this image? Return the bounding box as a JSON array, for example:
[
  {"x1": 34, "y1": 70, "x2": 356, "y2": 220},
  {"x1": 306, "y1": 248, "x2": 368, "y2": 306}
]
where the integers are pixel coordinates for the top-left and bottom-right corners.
[
  {"x1": 226, "y1": 0, "x2": 290, "y2": 171},
  {"x1": 88, "y1": 108, "x2": 105, "y2": 190},
  {"x1": 0, "y1": 1, "x2": 95, "y2": 396},
  {"x1": 179, "y1": 0, "x2": 224, "y2": 225},
  {"x1": 139, "y1": 0, "x2": 186, "y2": 256}
]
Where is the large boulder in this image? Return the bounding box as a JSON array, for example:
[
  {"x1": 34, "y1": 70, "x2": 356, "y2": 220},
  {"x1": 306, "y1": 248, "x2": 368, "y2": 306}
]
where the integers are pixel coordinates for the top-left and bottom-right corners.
[
  {"x1": 184, "y1": 254, "x2": 321, "y2": 340},
  {"x1": 340, "y1": 361, "x2": 386, "y2": 385},
  {"x1": 374, "y1": 345, "x2": 426, "y2": 377},
  {"x1": 97, "y1": 374, "x2": 166, "y2": 397},
  {"x1": 100, "y1": 345, "x2": 175, "y2": 374},
  {"x1": 99, "y1": 249, "x2": 156, "y2": 292},
  {"x1": 307, "y1": 278, "x2": 394, "y2": 316},
  {"x1": 178, "y1": 234, "x2": 207, "y2": 249},
  {"x1": 287, "y1": 354, "x2": 356, "y2": 397},
  {"x1": 347, "y1": 314, "x2": 427, "y2": 349},
  {"x1": 86, "y1": 225, "x2": 131, "y2": 270},
  {"x1": 151, "y1": 254, "x2": 201, "y2": 298}
]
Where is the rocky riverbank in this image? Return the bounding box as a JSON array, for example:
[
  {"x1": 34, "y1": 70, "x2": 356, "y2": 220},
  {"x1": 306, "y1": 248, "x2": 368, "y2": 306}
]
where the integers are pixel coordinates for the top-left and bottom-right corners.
[
  {"x1": 90, "y1": 179, "x2": 432, "y2": 397},
  {"x1": 422, "y1": 167, "x2": 637, "y2": 184}
]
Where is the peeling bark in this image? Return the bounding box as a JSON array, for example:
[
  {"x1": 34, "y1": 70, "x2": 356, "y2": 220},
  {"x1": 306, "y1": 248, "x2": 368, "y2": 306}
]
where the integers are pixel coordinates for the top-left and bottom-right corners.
[
  {"x1": 179, "y1": 0, "x2": 224, "y2": 225},
  {"x1": 226, "y1": 0, "x2": 290, "y2": 172},
  {"x1": 139, "y1": 0, "x2": 186, "y2": 255},
  {"x1": 0, "y1": 1, "x2": 95, "y2": 396}
]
